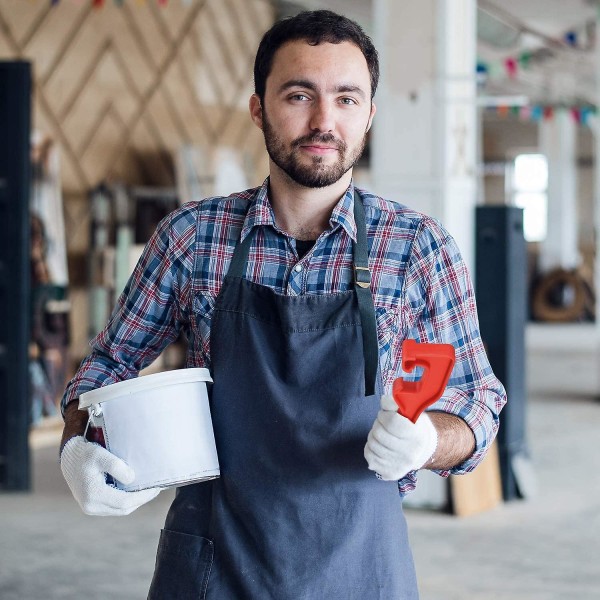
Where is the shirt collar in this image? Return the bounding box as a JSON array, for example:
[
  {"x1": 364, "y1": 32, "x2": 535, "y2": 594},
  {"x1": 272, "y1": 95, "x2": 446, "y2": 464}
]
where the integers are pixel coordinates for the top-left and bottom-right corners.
[
  {"x1": 241, "y1": 177, "x2": 358, "y2": 243},
  {"x1": 330, "y1": 181, "x2": 357, "y2": 242},
  {"x1": 241, "y1": 178, "x2": 275, "y2": 241}
]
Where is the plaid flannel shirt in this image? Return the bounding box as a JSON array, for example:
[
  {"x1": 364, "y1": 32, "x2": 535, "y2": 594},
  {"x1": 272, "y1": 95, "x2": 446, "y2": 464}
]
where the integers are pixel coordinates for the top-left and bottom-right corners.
[{"x1": 63, "y1": 178, "x2": 506, "y2": 494}]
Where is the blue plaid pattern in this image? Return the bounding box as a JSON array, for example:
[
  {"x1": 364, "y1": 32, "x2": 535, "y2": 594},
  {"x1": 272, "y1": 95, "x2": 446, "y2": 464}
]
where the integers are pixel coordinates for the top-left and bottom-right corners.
[{"x1": 63, "y1": 178, "x2": 506, "y2": 494}]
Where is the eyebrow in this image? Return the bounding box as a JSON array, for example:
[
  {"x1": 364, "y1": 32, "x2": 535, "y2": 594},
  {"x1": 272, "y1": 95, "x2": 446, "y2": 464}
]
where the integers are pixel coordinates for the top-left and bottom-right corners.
[{"x1": 278, "y1": 79, "x2": 367, "y2": 100}]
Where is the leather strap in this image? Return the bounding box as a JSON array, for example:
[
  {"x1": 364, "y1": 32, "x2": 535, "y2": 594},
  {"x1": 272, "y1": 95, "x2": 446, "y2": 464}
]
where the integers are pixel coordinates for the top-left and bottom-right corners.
[{"x1": 352, "y1": 190, "x2": 378, "y2": 396}]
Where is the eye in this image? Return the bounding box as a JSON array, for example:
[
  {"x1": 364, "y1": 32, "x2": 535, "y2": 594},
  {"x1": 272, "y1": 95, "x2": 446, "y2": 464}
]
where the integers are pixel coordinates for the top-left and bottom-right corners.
[
  {"x1": 339, "y1": 97, "x2": 358, "y2": 105},
  {"x1": 289, "y1": 93, "x2": 310, "y2": 102}
]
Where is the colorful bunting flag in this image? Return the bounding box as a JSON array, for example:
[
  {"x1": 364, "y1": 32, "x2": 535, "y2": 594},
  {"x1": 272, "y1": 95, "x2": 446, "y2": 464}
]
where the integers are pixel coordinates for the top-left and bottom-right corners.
[
  {"x1": 40, "y1": 0, "x2": 230, "y2": 10},
  {"x1": 519, "y1": 106, "x2": 531, "y2": 121},
  {"x1": 570, "y1": 107, "x2": 581, "y2": 124},
  {"x1": 564, "y1": 31, "x2": 577, "y2": 47},
  {"x1": 518, "y1": 51, "x2": 531, "y2": 69},
  {"x1": 487, "y1": 103, "x2": 596, "y2": 126},
  {"x1": 504, "y1": 57, "x2": 518, "y2": 79},
  {"x1": 530, "y1": 106, "x2": 543, "y2": 122}
]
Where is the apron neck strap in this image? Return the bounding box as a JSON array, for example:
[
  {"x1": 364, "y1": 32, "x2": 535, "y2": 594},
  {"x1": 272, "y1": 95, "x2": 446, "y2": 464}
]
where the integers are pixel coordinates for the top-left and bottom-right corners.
[
  {"x1": 227, "y1": 227, "x2": 254, "y2": 278},
  {"x1": 352, "y1": 190, "x2": 378, "y2": 396},
  {"x1": 226, "y1": 189, "x2": 378, "y2": 396}
]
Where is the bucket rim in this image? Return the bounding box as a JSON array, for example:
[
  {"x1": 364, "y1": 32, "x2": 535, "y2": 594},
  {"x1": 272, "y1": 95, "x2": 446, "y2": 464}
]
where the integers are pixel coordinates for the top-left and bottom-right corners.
[{"x1": 78, "y1": 367, "x2": 212, "y2": 409}]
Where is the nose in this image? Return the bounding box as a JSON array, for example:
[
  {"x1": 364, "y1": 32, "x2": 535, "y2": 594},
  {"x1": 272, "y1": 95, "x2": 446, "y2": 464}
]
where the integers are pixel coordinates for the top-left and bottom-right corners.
[{"x1": 309, "y1": 99, "x2": 335, "y2": 133}]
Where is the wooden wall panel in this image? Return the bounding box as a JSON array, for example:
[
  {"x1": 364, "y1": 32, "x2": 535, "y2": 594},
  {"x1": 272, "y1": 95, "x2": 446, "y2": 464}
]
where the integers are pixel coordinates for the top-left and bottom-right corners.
[
  {"x1": 0, "y1": 0, "x2": 274, "y2": 195},
  {"x1": 0, "y1": 0, "x2": 274, "y2": 360}
]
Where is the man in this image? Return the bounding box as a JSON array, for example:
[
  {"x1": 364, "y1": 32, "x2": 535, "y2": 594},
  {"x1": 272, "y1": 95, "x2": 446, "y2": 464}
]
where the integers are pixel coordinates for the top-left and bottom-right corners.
[{"x1": 60, "y1": 10, "x2": 506, "y2": 599}]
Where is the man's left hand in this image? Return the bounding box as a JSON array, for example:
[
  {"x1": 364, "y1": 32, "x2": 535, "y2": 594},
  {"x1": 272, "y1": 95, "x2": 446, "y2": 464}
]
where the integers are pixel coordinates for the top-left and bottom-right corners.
[{"x1": 364, "y1": 394, "x2": 438, "y2": 481}]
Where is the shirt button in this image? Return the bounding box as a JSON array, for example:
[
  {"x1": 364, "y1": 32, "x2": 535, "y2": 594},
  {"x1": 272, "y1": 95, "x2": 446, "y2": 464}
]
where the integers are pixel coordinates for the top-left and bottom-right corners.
[{"x1": 294, "y1": 264, "x2": 302, "y2": 272}]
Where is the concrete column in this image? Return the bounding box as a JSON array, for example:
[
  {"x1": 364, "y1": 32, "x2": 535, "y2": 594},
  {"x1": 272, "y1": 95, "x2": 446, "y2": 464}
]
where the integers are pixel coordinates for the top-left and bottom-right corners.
[
  {"x1": 538, "y1": 112, "x2": 579, "y2": 272},
  {"x1": 371, "y1": 0, "x2": 477, "y2": 272},
  {"x1": 370, "y1": 0, "x2": 477, "y2": 508},
  {"x1": 595, "y1": 10, "x2": 600, "y2": 329}
]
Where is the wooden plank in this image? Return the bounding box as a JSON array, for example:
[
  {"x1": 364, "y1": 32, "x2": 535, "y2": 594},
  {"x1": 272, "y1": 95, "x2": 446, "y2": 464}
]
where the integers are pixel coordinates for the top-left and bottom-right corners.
[{"x1": 449, "y1": 440, "x2": 502, "y2": 517}]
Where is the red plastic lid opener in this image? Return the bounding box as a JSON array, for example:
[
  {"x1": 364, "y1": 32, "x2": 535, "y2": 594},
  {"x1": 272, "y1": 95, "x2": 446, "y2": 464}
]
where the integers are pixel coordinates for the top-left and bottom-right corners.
[{"x1": 392, "y1": 339, "x2": 456, "y2": 423}]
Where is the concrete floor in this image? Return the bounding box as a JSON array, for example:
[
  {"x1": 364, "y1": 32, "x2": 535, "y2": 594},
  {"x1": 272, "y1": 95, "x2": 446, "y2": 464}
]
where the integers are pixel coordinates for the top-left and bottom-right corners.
[{"x1": 1, "y1": 394, "x2": 599, "y2": 599}]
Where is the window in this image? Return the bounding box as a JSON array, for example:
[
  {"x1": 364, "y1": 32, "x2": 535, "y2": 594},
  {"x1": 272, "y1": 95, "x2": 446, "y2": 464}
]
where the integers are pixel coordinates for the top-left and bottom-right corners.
[{"x1": 509, "y1": 153, "x2": 548, "y2": 242}]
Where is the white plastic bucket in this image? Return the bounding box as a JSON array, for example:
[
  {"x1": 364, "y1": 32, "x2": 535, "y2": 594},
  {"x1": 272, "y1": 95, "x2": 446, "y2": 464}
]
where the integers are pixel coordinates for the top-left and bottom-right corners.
[{"x1": 79, "y1": 368, "x2": 220, "y2": 492}]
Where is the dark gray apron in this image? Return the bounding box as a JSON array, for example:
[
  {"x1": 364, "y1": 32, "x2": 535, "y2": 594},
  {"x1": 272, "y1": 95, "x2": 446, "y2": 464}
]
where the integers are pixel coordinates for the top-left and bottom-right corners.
[{"x1": 148, "y1": 192, "x2": 418, "y2": 599}]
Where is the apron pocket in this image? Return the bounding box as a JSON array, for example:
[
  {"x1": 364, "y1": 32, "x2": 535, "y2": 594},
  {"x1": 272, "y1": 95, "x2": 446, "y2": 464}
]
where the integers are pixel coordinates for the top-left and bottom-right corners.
[{"x1": 148, "y1": 529, "x2": 214, "y2": 600}]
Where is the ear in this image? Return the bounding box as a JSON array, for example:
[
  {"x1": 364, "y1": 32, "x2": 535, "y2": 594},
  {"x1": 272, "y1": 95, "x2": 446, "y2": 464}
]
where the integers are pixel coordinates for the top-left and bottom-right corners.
[
  {"x1": 249, "y1": 94, "x2": 263, "y2": 130},
  {"x1": 366, "y1": 101, "x2": 376, "y2": 133}
]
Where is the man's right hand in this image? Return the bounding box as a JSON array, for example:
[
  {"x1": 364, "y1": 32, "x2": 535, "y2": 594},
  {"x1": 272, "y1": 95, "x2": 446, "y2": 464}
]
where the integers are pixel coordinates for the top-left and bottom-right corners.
[{"x1": 60, "y1": 436, "x2": 161, "y2": 516}]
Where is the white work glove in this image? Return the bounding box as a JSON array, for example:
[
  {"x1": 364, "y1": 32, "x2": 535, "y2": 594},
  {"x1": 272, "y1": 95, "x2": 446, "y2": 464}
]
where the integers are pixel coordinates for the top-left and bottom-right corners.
[
  {"x1": 60, "y1": 436, "x2": 161, "y2": 516},
  {"x1": 364, "y1": 394, "x2": 438, "y2": 481}
]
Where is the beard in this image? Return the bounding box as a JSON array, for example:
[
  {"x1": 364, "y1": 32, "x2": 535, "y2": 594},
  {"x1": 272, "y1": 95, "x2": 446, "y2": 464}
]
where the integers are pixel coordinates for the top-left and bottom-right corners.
[{"x1": 261, "y1": 109, "x2": 368, "y2": 188}]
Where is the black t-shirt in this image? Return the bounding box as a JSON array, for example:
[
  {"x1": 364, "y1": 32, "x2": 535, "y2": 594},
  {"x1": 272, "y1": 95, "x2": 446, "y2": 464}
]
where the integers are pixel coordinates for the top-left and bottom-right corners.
[{"x1": 295, "y1": 239, "x2": 315, "y2": 259}]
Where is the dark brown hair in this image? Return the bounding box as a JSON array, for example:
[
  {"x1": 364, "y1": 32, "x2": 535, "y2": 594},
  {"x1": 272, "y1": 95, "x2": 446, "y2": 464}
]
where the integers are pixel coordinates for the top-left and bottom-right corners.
[{"x1": 254, "y1": 10, "x2": 379, "y2": 101}]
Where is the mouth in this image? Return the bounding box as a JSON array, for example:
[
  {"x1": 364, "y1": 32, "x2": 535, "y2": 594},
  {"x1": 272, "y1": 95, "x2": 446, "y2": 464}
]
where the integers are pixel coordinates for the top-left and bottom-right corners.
[{"x1": 299, "y1": 144, "x2": 339, "y2": 155}]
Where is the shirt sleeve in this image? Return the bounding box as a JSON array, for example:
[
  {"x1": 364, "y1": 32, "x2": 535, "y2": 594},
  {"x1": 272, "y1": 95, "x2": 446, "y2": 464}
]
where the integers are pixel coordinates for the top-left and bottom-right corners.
[
  {"x1": 400, "y1": 218, "x2": 507, "y2": 482},
  {"x1": 61, "y1": 210, "x2": 188, "y2": 414}
]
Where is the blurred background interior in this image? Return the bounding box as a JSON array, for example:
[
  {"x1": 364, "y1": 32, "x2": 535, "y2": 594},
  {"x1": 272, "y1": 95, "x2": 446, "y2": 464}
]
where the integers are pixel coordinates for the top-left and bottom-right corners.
[{"x1": 0, "y1": 1, "x2": 599, "y2": 599}]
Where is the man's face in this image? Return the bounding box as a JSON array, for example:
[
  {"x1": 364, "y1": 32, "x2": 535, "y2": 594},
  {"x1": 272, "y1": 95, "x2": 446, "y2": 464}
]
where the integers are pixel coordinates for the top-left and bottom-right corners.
[{"x1": 250, "y1": 40, "x2": 376, "y2": 188}]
